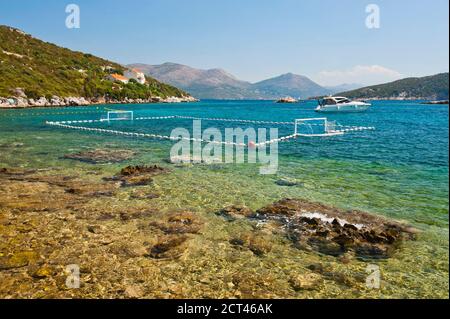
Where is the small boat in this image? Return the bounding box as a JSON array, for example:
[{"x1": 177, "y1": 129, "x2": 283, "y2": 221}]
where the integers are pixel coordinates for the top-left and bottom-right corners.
[
  {"x1": 315, "y1": 96, "x2": 370, "y2": 113},
  {"x1": 276, "y1": 97, "x2": 298, "y2": 103}
]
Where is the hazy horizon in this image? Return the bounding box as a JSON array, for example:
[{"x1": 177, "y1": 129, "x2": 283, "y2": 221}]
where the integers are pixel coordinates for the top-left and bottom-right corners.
[{"x1": 128, "y1": 61, "x2": 448, "y2": 88}]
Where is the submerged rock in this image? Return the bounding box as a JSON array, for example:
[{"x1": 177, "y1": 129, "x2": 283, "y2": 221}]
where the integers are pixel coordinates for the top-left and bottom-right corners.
[
  {"x1": 119, "y1": 209, "x2": 155, "y2": 221},
  {"x1": 289, "y1": 272, "x2": 323, "y2": 291},
  {"x1": 30, "y1": 265, "x2": 55, "y2": 279},
  {"x1": 148, "y1": 235, "x2": 189, "y2": 259},
  {"x1": 0, "y1": 167, "x2": 36, "y2": 176},
  {"x1": 231, "y1": 271, "x2": 285, "y2": 298},
  {"x1": 217, "y1": 205, "x2": 255, "y2": 221},
  {"x1": 0, "y1": 251, "x2": 39, "y2": 270},
  {"x1": 307, "y1": 263, "x2": 363, "y2": 288},
  {"x1": 275, "y1": 178, "x2": 303, "y2": 187},
  {"x1": 124, "y1": 285, "x2": 144, "y2": 298},
  {"x1": 247, "y1": 235, "x2": 272, "y2": 256},
  {"x1": 64, "y1": 149, "x2": 135, "y2": 164},
  {"x1": 307, "y1": 237, "x2": 345, "y2": 257},
  {"x1": 111, "y1": 165, "x2": 170, "y2": 187},
  {"x1": 354, "y1": 243, "x2": 393, "y2": 259},
  {"x1": 256, "y1": 198, "x2": 303, "y2": 217},
  {"x1": 230, "y1": 232, "x2": 272, "y2": 256},
  {"x1": 130, "y1": 189, "x2": 160, "y2": 200},
  {"x1": 109, "y1": 242, "x2": 148, "y2": 258},
  {"x1": 250, "y1": 198, "x2": 416, "y2": 259},
  {"x1": 0, "y1": 142, "x2": 24, "y2": 149},
  {"x1": 119, "y1": 165, "x2": 167, "y2": 176},
  {"x1": 149, "y1": 211, "x2": 203, "y2": 234}
]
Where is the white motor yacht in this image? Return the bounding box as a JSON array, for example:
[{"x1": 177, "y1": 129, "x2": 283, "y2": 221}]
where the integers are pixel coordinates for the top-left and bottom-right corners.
[{"x1": 315, "y1": 96, "x2": 371, "y2": 113}]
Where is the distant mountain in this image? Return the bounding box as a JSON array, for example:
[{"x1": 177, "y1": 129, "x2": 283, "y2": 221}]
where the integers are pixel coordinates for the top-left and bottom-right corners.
[
  {"x1": 128, "y1": 62, "x2": 259, "y2": 99},
  {"x1": 0, "y1": 26, "x2": 188, "y2": 103},
  {"x1": 337, "y1": 73, "x2": 449, "y2": 100},
  {"x1": 325, "y1": 83, "x2": 364, "y2": 94},
  {"x1": 128, "y1": 63, "x2": 331, "y2": 99},
  {"x1": 252, "y1": 73, "x2": 330, "y2": 99}
]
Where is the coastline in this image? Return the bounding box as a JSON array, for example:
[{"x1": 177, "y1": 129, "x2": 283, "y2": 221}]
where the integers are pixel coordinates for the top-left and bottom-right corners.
[
  {"x1": 0, "y1": 95, "x2": 199, "y2": 109},
  {"x1": 353, "y1": 97, "x2": 449, "y2": 102}
]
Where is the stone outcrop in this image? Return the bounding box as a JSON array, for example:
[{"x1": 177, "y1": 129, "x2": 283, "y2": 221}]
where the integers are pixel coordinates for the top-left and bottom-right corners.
[
  {"x1": 108, "y1": 165, "x2": 170, "y2": 187},
  {"x1": 258, "y1": 198, "x2": 416, "y2": 259},
  {"x1": 218, "y1": 198, "x2": 417, "y2": 260},
  {"x1": 0, "y1": 95, "x2": 198, "y2": 108}
]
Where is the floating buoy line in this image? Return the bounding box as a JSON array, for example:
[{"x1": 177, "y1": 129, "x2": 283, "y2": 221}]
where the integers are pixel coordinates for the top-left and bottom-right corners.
[
  {"x1": 0, "y1": 107, "x2": 106, "y2": 118},
  {"x1": 45, "y1": 113, "x2": 375, "y2": 148}
]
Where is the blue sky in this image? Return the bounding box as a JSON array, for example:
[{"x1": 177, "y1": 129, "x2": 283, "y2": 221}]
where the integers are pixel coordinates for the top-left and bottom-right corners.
[{"x1": 0, "y1": 0, "x2": 448, "y2": 85}]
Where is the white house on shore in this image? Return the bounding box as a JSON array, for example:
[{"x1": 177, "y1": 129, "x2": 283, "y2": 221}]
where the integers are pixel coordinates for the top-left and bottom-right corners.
[
  {"x1": 124, "y1": 68, "x2": 146, "y2": 85},
  {"x1": 107, "y1": 73, "x2": 129, "y2": 84}
]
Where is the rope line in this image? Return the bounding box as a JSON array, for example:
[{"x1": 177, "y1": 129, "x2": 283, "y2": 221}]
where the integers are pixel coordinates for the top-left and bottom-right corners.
[
  {"x1": 172, "y1": 115, "x2": 295, "y2": 126},
  {"x1": 45, "y1": 121, "x2": 249, "y2": 147},
  {"x1": 0, "y1": 110, "x2": 106, "y2": 117},
  {"x1": 45, "y1": 114, "x2": 375, "y2": 147}
]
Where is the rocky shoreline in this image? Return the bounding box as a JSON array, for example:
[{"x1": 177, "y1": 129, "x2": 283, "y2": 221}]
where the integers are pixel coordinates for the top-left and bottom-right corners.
[{"x1": 0, "y1": 95, "x2": 199, "y2": 109}]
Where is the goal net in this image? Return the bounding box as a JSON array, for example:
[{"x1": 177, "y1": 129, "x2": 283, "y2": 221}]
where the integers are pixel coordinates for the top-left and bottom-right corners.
[
  {"x1": 294, "y1": 118, "x2": 342, "y2": 137},
  {"x1": 106, "y1": 110, "x2": 134, "y2": 121}
]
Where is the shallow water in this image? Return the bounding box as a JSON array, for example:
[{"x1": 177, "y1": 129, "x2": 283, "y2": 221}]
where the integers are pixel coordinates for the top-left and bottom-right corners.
[{"x1": 0, "y1": 100, "x2": 448, "y2": 298}]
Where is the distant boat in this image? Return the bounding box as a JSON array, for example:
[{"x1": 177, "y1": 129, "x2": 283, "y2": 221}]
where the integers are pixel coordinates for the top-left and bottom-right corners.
[
  {"x1": 315, "y1": 96, "x2": 370, "y2": 113},
  {"x1": 421, "y1": 100, "x2": 449, "y2": 105},
  {"x1": 276, "y1": 97, "x2": 298, "y2": 103}
]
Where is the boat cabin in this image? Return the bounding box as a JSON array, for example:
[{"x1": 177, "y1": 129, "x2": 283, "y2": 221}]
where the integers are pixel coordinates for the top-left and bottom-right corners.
[{"x1": 319, "y1": 97, "x2": 351, "y2": 106}]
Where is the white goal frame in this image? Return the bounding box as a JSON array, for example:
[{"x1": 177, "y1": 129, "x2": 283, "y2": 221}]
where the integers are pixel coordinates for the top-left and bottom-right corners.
[
  {"x1": 106, "y1": 110, "x2": 134, "y2": 122},
  {"x1": 294, "y1": 118, "x2": 344, "y2": 137}
]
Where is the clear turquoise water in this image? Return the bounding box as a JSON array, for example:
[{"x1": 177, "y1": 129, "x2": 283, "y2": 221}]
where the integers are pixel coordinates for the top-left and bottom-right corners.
[
  {"x1": 0, "y1": 100, "x2": 448, "y2": 298},
  {"x1": 1, "y1": 100, "x2": 447, "y2": 228}
]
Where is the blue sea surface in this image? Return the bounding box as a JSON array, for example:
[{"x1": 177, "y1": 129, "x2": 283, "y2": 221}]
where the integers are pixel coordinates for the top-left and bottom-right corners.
[
  {"x1": 0, "y1": 100, "x2": 448, "y2": 227},
  {"x1": 0, "y1": 99, "x2": 449, "y2": 298}
]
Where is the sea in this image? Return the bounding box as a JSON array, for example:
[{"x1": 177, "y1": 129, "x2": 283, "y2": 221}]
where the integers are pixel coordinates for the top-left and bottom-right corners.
[{"x1": 0, "y1": 99, "x2": 448, "y2": 298}]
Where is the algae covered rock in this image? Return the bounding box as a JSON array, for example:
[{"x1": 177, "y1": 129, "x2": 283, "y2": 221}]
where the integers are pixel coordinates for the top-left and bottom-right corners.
[
  {"x1": 111, "y1": 165, "x2": 170, "y2": 187},
  {"x1": 148, "y1": 235, "x2": 189, "y2": 259},
  {"x1": 64, "y1": 149, "x2": 136, "y2": 164},
  {"x1": 0, "y1": 251, "x2": 39, "y2": 270},
  {"x1": 289, "y1": 272, "x2": 323, "y2": 291},
  {"x1": 149, "y1": 211, "x2": 203, "y2": 234},
  {"x1": 30, "y1": 265, "x2": 56, "y2": 279},
  {"x1": 307, "y1": 263, "x2": 363, "y2": 288},
  {"x1": 275, "y1": 178, "x2": 303, "y2": 187},
  {"x1": 250, "y1": 198, "x2": 416, "y2": 259},
  {"x1": 255, "y1": 198, "x2": 302, "y2": 217},
  {"x1": 230, "y1": 232, "x2": 273, "y2": 256},
  {"x1": 130, "y1": 189, "x2": 160, "y2": 200},
  {"x1": 217, "y1": 205, "x2": 255, "y2": 221}
]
